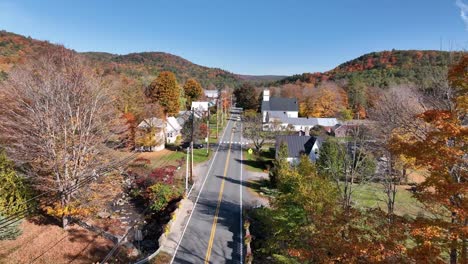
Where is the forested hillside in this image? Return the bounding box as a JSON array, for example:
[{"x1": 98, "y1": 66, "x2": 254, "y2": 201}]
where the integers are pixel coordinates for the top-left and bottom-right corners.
[
  {"x1": 279, "y1": 50, "x2": 465, "y2": 88},
  {"x1": 0, "y1": 30, "x2": 243, "y2": 88},
  {"x1": 81, "y1": 51, "x2": 242, "y2": 88},
  {"x1": 1, "y1": 30, "x2": 465, "y2": 93}
]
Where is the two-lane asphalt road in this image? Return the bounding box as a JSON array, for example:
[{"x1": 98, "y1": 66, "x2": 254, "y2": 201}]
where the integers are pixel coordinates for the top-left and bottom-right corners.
[{"x1": 171, "y1": 110, "x2": 245, "y2": 264}]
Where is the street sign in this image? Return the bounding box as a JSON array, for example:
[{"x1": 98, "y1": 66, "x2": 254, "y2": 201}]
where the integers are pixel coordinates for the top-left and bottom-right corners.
[{"x1": 248, "y1": 148, "x2": 253, "y2": 155}]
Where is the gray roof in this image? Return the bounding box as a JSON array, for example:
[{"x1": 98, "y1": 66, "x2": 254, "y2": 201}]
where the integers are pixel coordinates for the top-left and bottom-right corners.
[
  {"x1": 283, "y1": 117, "x2": 318, "y2": 126},
  {"x1": 266, "y1": 111, "x2": 289, "y2": 120},
  {"x1": 267, "y1": 112, "x2": 339, "y2": 127},
  {"x1": 275, "y1": 136, "x2": 319, "y2": 158},
  {"x1": 137, "y1": 117, "x2": 165, "y2": 129},
  {"x1": 262, "y1": 97, "x2": 298, "y2": 112}
]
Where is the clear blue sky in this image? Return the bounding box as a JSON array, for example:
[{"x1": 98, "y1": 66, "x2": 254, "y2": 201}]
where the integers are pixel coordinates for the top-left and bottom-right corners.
[{"x1": 0, "y1": 0, "x2": 467, "y2": 75}]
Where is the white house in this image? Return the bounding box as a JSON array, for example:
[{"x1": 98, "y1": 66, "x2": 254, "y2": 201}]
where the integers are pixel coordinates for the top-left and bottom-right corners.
[
  {"x1": 191, "y1": 101, "x2": 210, "y2": 113},
  {"x1": 266, "y1": 112, "x2": 339, "y2": 133},
  {"x1": 136, "y1": 117, "x2": 165, "y2": 152},
  {"x1": 165, "y1": 116, "x2": 182, "y2": 144},
  {"x1": 204, "y1": 90, "x2": 219, "y2": 100},
  {"x1": 261, "y1": 90, "x2": 299, "y2": 123},
  {"x1": 275, "y1": 135, "x2": 323, "y2": 164}
]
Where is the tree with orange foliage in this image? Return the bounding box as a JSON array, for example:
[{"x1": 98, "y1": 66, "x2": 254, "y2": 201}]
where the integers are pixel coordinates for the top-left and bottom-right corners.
[
  {"x1": 121, "y1": 112, "x2": 137, "y2": 149},
  {"x1": 183, "y1": 78, "x2": 203, "y2": 109},
  {"x1": 303, "y1": 89, "x2": 339, "y2": 117},
  {"x1": 391, "y1": 55, "x2": 467, "y2": 263},
  {"x1": 300, "y1": 83, "x2": 347, "y2": 118},
  {"x1": 146, "y1": 71, "x2": 180, "y2": 115}
]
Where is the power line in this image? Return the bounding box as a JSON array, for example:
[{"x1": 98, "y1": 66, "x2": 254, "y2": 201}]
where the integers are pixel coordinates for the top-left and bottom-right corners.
[
  {"x1": 0, "y1": 152, "x2": 138, "y2": 230},
  {"x1": 99, "y1": 206, "x2": 151, "y2": 264},
  {"x1": 0, "y1": 154, "x2": 136, "y2": 227}
]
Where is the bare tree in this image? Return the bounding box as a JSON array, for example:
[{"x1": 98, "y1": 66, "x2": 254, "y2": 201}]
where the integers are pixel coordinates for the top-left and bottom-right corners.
[
  {"x1": 369, "y1": 86, "x2": 425, "y2": 220},
  {"x1": 243, "y1": 113, "x2": 269, "y2": 153},
  {"x1": 0, "y1": 47, "x2": 114, "y2": 228},
  {"x1": 317, "y1": 125, "x2": 376, "y2": 213}
]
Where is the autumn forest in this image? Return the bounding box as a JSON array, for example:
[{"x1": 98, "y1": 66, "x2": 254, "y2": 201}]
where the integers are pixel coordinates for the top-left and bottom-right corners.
[{"x1": 0, "y1": 27, "x2": 466, "y2": 264}]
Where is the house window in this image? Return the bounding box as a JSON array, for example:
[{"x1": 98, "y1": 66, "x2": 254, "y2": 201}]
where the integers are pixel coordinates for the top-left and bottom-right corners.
[{"x1": 168, "y1": 133, "x2": 173, "y2": 137}]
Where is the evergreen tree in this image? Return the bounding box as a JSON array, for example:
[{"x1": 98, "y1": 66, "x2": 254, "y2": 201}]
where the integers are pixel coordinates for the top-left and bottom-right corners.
[
  {"x1": 347, "y1": 76, "x2": 367, "y2": 110},
  {"x1": 270, "y1": 142, "x2": 289, "y2": 187},
  {"x1": 146, "y1": 71, "x2": 180, "y2": 115},
  {"x1": 233, "y1": 83, "x2": 259, "y2": 110}
]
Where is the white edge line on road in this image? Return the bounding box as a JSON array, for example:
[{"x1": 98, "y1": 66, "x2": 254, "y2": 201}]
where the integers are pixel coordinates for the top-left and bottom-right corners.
[
  {"x1": 240, "y1": 121, "x2": 243, "y2": 264},
  {"x1": 169, "y1": 118, "x2": 231, "y2": 264}
]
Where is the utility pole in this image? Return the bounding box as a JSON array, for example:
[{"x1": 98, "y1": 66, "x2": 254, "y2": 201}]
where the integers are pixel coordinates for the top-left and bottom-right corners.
[
  {"x1": 190, "y1": 108, "x2": 194, "y2": 184},
  {"x1": 221, "y1": 96, "x2": 225, "y2": 127},
  {"x1": 185, "y1": 147, "x2": 189, "y2": 194},
  {"x1": 206, "y1": 118, "x2": 210, "y2": 155},
  {"x1": 216, "y1": 99, "x2": 219, "y2": 139},
  {"x1": 206, "y1": 107, "x2": 210, "y2": 155}
]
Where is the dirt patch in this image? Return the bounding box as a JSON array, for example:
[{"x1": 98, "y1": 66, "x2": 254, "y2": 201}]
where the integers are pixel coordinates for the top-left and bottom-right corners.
[
  {"x1": 0, "y1": 220, "x2": 116, "y2": 264},
  {"x1": 406, "y1": 169, "x2": 428, "y2": 184},
  {"x1": 244, "y1": 170, "x2": 270, "y2": 207}
]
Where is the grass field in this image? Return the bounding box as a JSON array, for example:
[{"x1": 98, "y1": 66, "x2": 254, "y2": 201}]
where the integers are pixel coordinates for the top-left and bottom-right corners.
[
  {"x1": 138, "y1": 148, "x2": 212, "y2": 170},
  {"x1": 351, "y1": 182, "x2": 428, "y2": 218},
  {"x1": 208, "y1": 114, "x2": 228, "y2": 141},
  {"x1": 241, "y1": 148, "x2": 275, "y2": 173}
]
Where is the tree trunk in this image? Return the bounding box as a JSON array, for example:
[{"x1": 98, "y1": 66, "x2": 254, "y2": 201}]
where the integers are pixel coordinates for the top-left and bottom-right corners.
[
  {"x1": 462, "y1": 218, "x2": 467, "y2": 264},
  {"x1": 61, "y1": 192, "x2": 71, "y2": 229},
  {"x1": 450, "y1": 212, "x2": 458, "y2": 264},
  {"x1": 62, "y1": 215, "x2": 69, "y2": 230}
]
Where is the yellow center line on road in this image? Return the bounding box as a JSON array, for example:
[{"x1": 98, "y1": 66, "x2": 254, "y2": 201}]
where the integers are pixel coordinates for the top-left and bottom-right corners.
[{"x1": 204, "y1": 123, "x2": 235, "y2": 264}]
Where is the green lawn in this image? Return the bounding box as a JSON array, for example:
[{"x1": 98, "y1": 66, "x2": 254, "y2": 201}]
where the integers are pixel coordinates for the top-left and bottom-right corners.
[
  {"x1": 139, "y1": 148, "x2": 212, "y2": 170},
  {"x1": 163, "y1": 148, "x2": 212, "y2": 164},
  {"x1": 208, "y1": 114, "x2": 228, "y2": 140},
  {"x1": 351, "y1": 182, "x2": 427, "y2": 218},
  {"x1": 241, "y1": 148, "x2": 275, "y2": 173}
]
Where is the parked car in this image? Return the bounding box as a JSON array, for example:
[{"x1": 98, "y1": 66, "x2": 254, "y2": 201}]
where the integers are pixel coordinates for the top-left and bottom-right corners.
[
  {"x1": 178, "y1": 142, "x2": 204, "y2": 150},
  {"x1": 194, "y1": 143, "x2": 204, "y2": 149}
]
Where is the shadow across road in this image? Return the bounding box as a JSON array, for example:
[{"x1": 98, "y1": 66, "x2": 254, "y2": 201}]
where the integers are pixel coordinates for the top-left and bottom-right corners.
[{"x1": 173, "y1": 197, "x2": 242, "y2": 263}]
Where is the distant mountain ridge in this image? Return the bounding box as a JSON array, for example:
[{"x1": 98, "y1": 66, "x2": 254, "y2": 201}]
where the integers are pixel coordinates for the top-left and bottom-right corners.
[
  {"x1": 1, "y1": 30, "x2": 464, "y2": 89},
  {"x1": 237, "y1": 74, "x2": 287, "y2": 81},
  {"x1": 80, "y1": 51, "x2": 243, "y2": 88},
  {"x1": 0, "y1": 30, "x2": 284, "y2": 87},
  {"x1": 278, "y1": 50, "x2": 465, "y2": 88}
]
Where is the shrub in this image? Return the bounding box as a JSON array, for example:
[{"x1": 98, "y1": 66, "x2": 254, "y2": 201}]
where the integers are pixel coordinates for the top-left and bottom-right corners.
[
  {"x1": 130, "y1": 157, "x2": 151, "y2": 167},
  {"x1": 147, "y1": 183, "x2": 182, "y2": 212},
  {"x1": 0, "y1": 149, "x2": 32, "y2": 216},
  {"x1": 148, "y1": 166, "x2": 177, "y2": 184}
]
